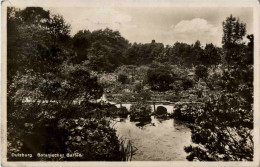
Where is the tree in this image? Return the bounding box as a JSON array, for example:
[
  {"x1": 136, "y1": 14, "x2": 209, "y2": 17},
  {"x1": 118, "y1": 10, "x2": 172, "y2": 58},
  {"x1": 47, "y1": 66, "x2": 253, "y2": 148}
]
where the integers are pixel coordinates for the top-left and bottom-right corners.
[
  {"x1": 125, "y1": 41, "x2": 165, "y2": 66},
  {"x1": 147, "y1": 63, "x2": 175, "y2": 91},
  {"x1": 189, "y1": 40, "x2": 204, "y2": 66},
  {"x1": 195, "y1": 65, "x2": 208, "y2": 79},
  {"x1": 155, "y1": 45, "x2": 170, "y2": 63},
  {"x1": 72, "y1": 28, "x2": 129, "y2": 72},
  {"x1": 7, "y1": 65, "x2": 104, "y2": 160},
  {"x1": 125, "y1": 43, "x2": 140, "y2": 65},
  {"x1": 201, "y1": 43, "x2": 221, "y2": 67},
  {"x1": 185, "y1": 92, "x2": 253, "y2": 161},
  {"x1": 185, "y1": 15, "x2": 253, "y2": 161},
  {"x1": 169, "y1": 42, "x2": 192, "y2": 66},
  {"x1": 222, "y1": 15, "x2": 246, "y2": 68},
  {"x1": 7, "y1": 7, "x2": 71, "y2": 82},
  {"x1": 71, "y1": 30, "x2": 92, "y2": 63},
  {"x1": 150, "y1": 42, "x2": 165, "y2": 63},
  {"x1": 246, "y1": 34, "x2": 253, "y2": 65},
  {"x1": 7, "y1": 7, "x2": 130, "y2": 161}
]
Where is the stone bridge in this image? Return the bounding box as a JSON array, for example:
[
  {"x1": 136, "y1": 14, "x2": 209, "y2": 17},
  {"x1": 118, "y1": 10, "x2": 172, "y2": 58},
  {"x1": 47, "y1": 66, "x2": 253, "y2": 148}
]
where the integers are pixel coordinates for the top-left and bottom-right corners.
[
  {"x1": 98, "y1": 94, "x2": 202, "y2": 114},
  {"x1": 114, "y1": 101, "x2": 203, "y2": 114}
]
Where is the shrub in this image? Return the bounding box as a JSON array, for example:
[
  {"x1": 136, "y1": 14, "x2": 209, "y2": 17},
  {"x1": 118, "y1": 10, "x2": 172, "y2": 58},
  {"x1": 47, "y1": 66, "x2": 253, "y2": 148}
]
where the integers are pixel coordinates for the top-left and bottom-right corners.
[
  {"x1": 129, "y1": 102, "x2": 152, "y2": 121},
  {"x1": 146, "y1": 64, "x2": 174, "y2": 91},
  {"x1": 206, "y1": 72, "x2": 223, "y2": 90},
  {"x1": 135, "y1": 91, "x2": 151, "y2": 101},
  {"x1": 133, "y1": 82, "x2": 143, "y2": 93},
  {"x1": 165, "y1": 94, "x2": 180, "y2": 102},
  {"x1": 87, "y1": 103, "x2": 128, "y2": 118},
  {"x1": 7, "y1": 106, "x2": 67, "y2": 161},
  {"x1": 182, "y1": 78, "x2": 194, "y2": 90},
  {"x1": 196, "y1": 89, "x2": 203, "y2": 98},
  {"x1": 173, "y1": 102, "x2": 204, "y2": 123},
  {"x1": 195, "y1": 65, "x2": 208, "y2": 79},
  {"x1": 120, "y1": 93, "x2": 136, "y2": 103},
  {"x1": 185, "y1": 16, "x2": 253, "y2": 161},
  {"x1": 117, "y1": 107, "x2": 129, "y2": 118},
  {"x1": 118, "y1": 73, "x2": 128, "y2": 84},
  {"x1": 185, "y1": 93, "x2": 253, "y2": 161},
  {"x1": 60, "y1": 118, "x2": 123, "y2": 161}
]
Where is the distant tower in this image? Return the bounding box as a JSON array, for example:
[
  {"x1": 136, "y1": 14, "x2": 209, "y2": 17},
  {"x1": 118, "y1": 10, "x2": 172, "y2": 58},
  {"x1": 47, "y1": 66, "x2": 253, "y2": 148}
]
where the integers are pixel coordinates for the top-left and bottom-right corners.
[{"x1": 152, "y1": 39, "x2": 155, "y2": 43}]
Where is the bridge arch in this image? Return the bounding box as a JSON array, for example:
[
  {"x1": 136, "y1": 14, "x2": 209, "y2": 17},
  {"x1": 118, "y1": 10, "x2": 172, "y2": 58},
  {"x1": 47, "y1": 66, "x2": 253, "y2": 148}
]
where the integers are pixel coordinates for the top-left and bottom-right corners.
[{"x1": 115, "y1": 103, "x2": 175, "y2": 114}]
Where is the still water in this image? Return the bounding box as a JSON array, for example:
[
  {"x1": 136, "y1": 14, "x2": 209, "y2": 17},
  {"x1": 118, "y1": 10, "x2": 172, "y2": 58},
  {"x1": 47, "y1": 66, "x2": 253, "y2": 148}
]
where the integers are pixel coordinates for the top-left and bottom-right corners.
[{"x1": 112, "y1": 115, "x2": 192, "y2": 161}]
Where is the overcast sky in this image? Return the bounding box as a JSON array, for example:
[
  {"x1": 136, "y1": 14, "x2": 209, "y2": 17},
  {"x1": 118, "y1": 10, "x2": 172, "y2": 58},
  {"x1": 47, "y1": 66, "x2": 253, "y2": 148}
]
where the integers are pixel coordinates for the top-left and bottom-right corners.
[{"x1": 49, "y1": 7, "x2": 253, "y2": 46}]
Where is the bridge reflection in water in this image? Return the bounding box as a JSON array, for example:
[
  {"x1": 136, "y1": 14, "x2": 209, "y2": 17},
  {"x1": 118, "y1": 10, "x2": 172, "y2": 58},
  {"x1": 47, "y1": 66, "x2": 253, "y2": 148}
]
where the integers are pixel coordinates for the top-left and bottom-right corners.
[{"x1": 112, "y1": 115, "x2": 192, "y2": 161}]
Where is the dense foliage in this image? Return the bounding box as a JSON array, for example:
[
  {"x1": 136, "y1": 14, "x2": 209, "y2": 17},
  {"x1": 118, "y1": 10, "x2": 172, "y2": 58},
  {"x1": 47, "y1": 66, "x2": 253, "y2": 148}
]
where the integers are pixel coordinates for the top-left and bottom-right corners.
[
  {"x1": 184, "y1": 15, "x2": 253, "y2": 161},
  {"x1": 71, "y1": 29, "x2": 129, "y2": 72},
  {"x1": 7, "y1": 7, "x2": 131, "y2": 161},
  {"x1": 182, "y1": 78, "x2": 194, "y2": 90},
  {"x1": 195, "y1": 65, "x2": 208, "y2": 79},
  {"x1": 59, "y1": 118, "x2": 122, "y2": 161},
  {"x1": 7, "y1": 7, "x2": 254, "y2": 162},
  {"x1": 147, "y1": 63, "x2": 175, "y2": 91},
  {"x1": 118, "y1": 73, "x2": 129, "y2": 84},
  {"x1": 129, "y1": 103, "x2": 152, "y2": 122},
  {"x1": 173, "y1": 102, "x2": 204, "y2": 123}
]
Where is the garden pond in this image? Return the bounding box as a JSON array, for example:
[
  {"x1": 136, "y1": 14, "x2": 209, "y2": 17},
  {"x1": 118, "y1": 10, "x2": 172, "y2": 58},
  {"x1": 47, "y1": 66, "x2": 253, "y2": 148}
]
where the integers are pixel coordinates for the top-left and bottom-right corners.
[{"x1": 111, "y1": 115, "x2": 192, "y2": 161}]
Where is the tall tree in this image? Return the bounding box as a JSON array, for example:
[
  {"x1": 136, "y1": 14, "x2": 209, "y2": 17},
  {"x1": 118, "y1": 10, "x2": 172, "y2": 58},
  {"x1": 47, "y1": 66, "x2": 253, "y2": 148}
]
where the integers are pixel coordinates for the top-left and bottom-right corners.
[
  {"x1": 71, "y1": 30, "x2": 92, "y2": 63},
  {"x1": 7, "y1": 7, "x2": 71, "y2": 81},
  {"x1": 245, "y1": 34, "x2": 254, "y2": 65},
  {"x1": 222, "y1": 15, "x2": 246, "y2": 68},
  {"x1": 185, "y1": 15, "x2": 253, "y2": 161},
  {"x1": 201, "y1": 43, "x2": 221, "y2": 67},
  {"x1": 7, "y1": 8, "x2": 121, "y2": 161},
  {"x1": 169, "y1": 42, "x2": 192, "y2": 66},
  {"x1": 72, "y1": 28, "x2": 129, "y2": 72},
  {"x1": 189, "y1": 40, "x2": 203, "y2": 66}
]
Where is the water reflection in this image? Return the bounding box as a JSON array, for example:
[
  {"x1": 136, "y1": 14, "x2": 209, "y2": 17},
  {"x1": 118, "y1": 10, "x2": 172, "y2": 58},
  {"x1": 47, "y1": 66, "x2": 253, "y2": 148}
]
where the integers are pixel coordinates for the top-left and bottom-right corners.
[
  {"x1": 112, "y1": 115, "x2": 192, "y2": 161},
  {"x1": 135, "y1": 120, "x2": 152, "y2": 128},
  {"x1": 119, "y1": 118, "x2": 126, "y2": 122}
]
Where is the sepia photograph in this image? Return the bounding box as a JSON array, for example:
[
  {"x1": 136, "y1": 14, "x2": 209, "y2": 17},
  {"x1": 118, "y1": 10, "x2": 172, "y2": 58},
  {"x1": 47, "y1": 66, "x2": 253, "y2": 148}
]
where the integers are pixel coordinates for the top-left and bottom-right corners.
[{"x1": 1, "y1": 0, "x2": 260, "y2": 166}]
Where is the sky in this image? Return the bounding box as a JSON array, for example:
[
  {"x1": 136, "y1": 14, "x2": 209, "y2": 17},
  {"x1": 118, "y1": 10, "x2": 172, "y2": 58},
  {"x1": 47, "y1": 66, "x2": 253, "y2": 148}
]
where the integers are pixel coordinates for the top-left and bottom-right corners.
[{"x1": 49, "y1": 7, "x2": 253, "y2": 46}]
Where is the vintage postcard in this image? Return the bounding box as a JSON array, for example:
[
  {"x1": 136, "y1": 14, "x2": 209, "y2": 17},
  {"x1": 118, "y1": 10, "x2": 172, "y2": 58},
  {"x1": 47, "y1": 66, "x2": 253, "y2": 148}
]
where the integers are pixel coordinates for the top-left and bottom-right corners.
[{"x1": 1, "y1": 0, "x2": 260, "y2": 166}]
